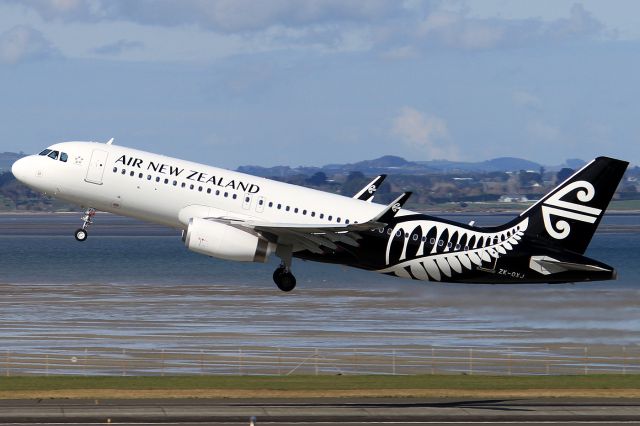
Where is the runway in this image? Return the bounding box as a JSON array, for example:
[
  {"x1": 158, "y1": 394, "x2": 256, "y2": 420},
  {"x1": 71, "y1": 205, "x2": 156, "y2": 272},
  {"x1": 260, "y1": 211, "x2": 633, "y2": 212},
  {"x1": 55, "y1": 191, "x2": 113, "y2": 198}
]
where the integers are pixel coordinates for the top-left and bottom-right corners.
[{"x1": 0, "y1": 397, "x2": 639, "y2": 425}]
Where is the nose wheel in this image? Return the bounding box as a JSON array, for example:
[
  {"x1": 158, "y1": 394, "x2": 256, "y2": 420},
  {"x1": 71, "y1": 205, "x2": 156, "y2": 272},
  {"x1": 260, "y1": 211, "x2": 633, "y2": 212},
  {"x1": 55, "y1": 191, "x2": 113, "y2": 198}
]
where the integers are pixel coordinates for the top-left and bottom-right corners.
[
  {"x1": 273, "y1": 265, "x2": 296, "y2": 292},
  {"x1": 74, "y1": 228, "x2": 88, "y2": 242},
  {"x1": 75, "y1": 208, "x2": 96, "y2": 242}
]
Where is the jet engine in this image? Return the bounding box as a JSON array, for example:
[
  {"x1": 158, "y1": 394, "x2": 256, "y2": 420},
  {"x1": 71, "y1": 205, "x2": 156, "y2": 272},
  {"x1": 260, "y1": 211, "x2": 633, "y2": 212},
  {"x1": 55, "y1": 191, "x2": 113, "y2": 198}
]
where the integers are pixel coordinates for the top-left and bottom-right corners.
[{"x1": 183, "y1": 217, "x2": 275, "y2": 262}]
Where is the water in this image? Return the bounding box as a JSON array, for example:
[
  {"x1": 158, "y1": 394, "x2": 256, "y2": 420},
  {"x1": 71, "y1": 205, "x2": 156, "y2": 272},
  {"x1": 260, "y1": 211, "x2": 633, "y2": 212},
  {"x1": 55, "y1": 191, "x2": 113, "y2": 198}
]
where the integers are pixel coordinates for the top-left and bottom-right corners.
[{"x1": 0, "y1": 213, "x2": 639, "y2": 356}]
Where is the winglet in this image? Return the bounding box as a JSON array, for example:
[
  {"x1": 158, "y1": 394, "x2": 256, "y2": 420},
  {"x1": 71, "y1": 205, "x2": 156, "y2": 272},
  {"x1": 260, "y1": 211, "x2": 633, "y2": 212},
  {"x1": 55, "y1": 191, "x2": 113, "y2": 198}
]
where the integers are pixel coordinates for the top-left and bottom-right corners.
[
  {"x1": 373, "y1": 192, "x2": 412, "y2": 223},
  {"x1": 353, "y1": 174, "x2": 387, "y2": 202},
  {"x1": 106, "y1": 138, "x2": 114, "y2": 145}
]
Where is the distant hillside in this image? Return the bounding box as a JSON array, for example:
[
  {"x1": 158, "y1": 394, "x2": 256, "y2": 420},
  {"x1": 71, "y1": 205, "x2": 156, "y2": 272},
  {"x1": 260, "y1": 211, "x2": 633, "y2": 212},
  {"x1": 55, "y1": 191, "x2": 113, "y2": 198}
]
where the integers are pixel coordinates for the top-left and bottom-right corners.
[
  {"x1": 238, "y1": 155, "x2": 544, "y2": 178},
  {"x1": 0, "y1": 152, "x2": 24, "y2": 173}
]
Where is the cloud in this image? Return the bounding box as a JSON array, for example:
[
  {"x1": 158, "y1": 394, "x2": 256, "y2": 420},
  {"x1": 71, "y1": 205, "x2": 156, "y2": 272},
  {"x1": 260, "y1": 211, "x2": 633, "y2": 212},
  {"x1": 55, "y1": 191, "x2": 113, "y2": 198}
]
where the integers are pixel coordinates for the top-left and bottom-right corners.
[
  {"x1": 392, "y1": 107, "x2": 458, "y2": 160},
  {"x1": 526, "y1": 120, "x2": 561, "y2": 142},
  {"x1": 13, "y1": 0, "x2": 405, "y2": 32},
  {"x1": 512, "y1": 90, "x2": 542, "y2": 111},
  {"x1": 92, "y1": 39, "x2": 144, "y2": 55},
  {"x1": 410, "y1": 3, "x2": 605, "y2": 51},
  {"x1": 0, "y1": 25, "x2": 59, "y2": 64}
]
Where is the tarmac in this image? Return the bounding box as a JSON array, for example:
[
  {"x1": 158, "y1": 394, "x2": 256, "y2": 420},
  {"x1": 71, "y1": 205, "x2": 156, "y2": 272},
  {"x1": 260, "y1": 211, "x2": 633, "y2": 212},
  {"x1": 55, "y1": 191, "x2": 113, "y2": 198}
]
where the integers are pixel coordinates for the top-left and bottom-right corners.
[{"x1": 0, "y1": 397, "x2": 639, "y2": 425}]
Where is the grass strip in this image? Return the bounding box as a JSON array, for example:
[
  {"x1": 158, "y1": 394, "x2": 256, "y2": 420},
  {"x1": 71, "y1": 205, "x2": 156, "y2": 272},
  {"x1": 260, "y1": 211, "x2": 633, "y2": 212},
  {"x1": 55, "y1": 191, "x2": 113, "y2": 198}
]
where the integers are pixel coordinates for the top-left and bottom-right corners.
[{"x1": 0, "y1": 374, "x2": 639, "y2": 392}]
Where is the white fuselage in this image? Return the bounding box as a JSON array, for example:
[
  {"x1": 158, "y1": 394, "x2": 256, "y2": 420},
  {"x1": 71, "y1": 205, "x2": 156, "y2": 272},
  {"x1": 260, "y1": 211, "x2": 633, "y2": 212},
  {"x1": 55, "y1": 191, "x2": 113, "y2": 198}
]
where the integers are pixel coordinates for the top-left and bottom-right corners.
[{"x1": 12, "y1": 141, "x2": 392, "y2": 231}]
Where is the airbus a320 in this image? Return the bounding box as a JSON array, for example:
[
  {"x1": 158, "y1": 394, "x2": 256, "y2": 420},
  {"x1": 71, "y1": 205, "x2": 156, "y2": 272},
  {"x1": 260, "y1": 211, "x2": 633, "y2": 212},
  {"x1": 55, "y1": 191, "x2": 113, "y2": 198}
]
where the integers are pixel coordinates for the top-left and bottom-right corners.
[{"x1": 11, "y1": 140, "x2": 628, "y2": 291}]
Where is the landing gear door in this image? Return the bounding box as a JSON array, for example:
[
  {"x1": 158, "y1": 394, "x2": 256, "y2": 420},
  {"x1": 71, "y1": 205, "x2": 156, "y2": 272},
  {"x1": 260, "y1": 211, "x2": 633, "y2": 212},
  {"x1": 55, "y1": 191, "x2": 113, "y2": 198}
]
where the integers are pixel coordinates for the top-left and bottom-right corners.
[{"x1": 85, "y1": 150, "x2": 109, "y2": 185}]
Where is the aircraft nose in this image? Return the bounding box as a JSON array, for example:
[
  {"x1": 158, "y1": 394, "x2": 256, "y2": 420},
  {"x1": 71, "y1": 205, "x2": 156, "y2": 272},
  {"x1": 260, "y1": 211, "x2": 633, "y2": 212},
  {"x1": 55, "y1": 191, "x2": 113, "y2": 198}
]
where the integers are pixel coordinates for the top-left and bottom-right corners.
[{"x1": 11, "y1": 157, "x2": 31, "y2": 183}]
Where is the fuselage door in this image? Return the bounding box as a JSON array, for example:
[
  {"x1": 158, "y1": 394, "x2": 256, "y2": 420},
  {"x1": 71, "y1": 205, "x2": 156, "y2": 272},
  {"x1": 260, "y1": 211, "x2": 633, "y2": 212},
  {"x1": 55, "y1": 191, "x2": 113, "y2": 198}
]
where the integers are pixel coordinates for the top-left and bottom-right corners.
[{"x1": 85, "y1": 149, "x2": 109, "y2": 185}]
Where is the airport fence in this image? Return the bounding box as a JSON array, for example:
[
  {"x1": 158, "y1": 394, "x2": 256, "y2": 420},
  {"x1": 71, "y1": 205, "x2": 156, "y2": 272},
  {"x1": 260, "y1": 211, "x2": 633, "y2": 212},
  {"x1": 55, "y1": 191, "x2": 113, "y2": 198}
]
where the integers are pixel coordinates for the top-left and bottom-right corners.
[{"x1": 2, "y1": 344, "x2": 640, "y2": 377}]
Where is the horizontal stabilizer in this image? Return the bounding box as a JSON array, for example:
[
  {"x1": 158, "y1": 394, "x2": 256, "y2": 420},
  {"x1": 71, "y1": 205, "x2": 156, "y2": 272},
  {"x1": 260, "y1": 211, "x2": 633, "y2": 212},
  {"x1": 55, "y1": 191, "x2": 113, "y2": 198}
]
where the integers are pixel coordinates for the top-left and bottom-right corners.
[{"x1": 529, "y1": 255, "x2": 610, "y2": 275}]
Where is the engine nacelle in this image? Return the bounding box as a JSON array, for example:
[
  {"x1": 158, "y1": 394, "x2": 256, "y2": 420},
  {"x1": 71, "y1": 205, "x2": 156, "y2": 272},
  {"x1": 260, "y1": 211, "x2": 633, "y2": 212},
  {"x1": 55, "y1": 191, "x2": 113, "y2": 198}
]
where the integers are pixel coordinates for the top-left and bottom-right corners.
[{"x1": 183, "y1": 217, "x2": 275, "y2": 263}]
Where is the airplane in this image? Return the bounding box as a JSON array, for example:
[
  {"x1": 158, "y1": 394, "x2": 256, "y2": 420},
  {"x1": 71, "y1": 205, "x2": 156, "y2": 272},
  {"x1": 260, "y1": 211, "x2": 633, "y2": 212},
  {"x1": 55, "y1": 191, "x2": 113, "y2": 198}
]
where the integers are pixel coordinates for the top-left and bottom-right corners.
[{"x1": 11, "y1": 139, "x2": 628, "y2": 292}]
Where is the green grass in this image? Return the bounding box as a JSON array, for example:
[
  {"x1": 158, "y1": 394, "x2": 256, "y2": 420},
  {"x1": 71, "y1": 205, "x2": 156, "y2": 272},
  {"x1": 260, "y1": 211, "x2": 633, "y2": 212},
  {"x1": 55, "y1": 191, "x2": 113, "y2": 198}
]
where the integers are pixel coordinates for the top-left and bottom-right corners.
[{"x1": 0, "y1": 375, "x2": 639, "y2": 392}]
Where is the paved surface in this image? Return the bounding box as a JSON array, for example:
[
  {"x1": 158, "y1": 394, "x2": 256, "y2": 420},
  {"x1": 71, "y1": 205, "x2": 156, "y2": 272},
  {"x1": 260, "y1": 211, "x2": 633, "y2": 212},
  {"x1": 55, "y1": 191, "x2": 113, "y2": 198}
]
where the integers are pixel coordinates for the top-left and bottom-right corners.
[{"x1": 0, "y1": 397, "x2": 639, "y2": 424}]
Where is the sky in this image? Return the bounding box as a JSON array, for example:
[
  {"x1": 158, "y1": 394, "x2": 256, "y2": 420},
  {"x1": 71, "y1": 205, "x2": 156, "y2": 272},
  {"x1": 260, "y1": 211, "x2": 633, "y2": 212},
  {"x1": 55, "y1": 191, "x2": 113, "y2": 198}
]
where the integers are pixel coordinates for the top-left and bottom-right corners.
[{"x1": 0, "y1": 0, "x2": 638, "y2": 168}]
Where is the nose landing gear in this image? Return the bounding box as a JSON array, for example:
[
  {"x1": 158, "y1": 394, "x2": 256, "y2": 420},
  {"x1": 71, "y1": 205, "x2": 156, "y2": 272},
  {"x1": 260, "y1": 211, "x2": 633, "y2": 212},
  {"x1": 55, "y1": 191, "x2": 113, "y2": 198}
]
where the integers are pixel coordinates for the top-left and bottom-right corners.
[{"x1": 74, "y1": 208, "x2": 96, "y2": 242}]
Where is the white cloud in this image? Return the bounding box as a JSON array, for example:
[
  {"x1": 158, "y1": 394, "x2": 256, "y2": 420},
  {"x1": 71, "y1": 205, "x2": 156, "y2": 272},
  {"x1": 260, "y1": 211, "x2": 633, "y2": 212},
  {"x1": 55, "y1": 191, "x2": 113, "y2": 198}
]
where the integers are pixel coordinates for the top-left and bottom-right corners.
[
  {"x1": 91, "y1": 39, "x2": 143, "y2": 55},
  {"x1": 392, "y1": 107, "x2": 458, "y2": 160},
  {"x1": 0, "y1": 25, "x2": 59, "y2": 64},
  {"x1": 512, "y1": 90, "x2": 542, "y2": 110},
  {"x1": 12, "y1": 0, "x2": 405, "y2": 32},
  {"x1": 526, "y1": 120, "x2": 561, "y2": 142},
  {"x1": 412, "y1": 3, "x2": 604, "y2": 51}
]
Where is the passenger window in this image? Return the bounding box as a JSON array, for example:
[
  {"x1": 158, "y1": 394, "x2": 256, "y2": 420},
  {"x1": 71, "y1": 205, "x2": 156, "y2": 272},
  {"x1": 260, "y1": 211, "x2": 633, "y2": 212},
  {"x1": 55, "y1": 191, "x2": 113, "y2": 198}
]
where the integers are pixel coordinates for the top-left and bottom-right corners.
[
  {"x1": 320, "y1": 213, "x2": 324, "y2": 219},
  {"x1": 216, "y1": 190, "x2": 220, "y2": 195},
  {"x1": 232, "y1": 194, "x2": 237, "y2": 199},
  {"x1": 156, "y1": 176, "x2": 160, "y2": 182},
  {"x1": 337, "y1": 217, "x2": 341, "y2": 223},
  {"x1": 147, "y1": 175, "x2": 152, "y2": 180},
  {"x1": 207, "y1": 188, "x2": 211, "y2": 193},
  {"x1": 173, "y1": 181, "x2": 178, "y2": 186},
  {"x1": 311, "y1": 212, "x2": 315, "y2": 217},
  {"x1": 412, "y1": 234, "x2": 418, "y2": 241},
  {"x1": 224, "y1": 192, "x2": 228, "y2": 197},
  {"x1": 122, "y1": 169, "x2": 127, "y2": 175},
  {"x1": 60, "y1": 152, "x2": 68, "y2": 162},
  {"x1": 181, "y1": 182, "x2": 186, "y2": 188},
  {"x1": 113, "y1": 167, "x2": 117, "y2": 173},
  {"x1": 130, "y1": 171, "x2": 135, "y2": 177},
  {"x1": 198, "y1": 186, "x2": 203, "y2": 192},
  {"x1": 190, "y1": 184, "x2": 195, "y2": 190},
  {"x1": 328, "y1": 215, "x2": 333, "y2": 221},
  {"x1": 345, "y1": 219, "x2": 349, "y2": 224},
  {"x1": 164, "y1": 178, "x2": 169, "y2": 184},
  {"x1": 139, "y1": 173, "x2": 143, "y2": 178},
  {"x1": 269, "y1": 202, "x2": 273, "y2": 207},
  {"x1": 286, "y1": 206, "x2": 290, "y2": 211},
  {"x1": 277, "y1": 204, "x2": 281, "y2": 209}
]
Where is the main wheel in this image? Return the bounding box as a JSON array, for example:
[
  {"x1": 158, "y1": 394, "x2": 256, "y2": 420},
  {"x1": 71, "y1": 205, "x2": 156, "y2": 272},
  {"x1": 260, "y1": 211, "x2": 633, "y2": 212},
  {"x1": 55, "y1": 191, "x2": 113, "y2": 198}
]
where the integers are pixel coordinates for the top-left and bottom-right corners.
[
  {"x1": 273, "y1": 268, "x2": 296, "y2": 292},
  {"x1": 74, "y1": 228, "x2": 88, "y2": 242}
]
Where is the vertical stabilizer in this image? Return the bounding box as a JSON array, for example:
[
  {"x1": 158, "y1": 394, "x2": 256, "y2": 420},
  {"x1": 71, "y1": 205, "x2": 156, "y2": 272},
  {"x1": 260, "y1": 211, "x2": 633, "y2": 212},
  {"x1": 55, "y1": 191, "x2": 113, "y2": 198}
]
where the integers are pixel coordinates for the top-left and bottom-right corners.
[{"x1": 517, "y1": 156, "x2": 628, "y2": 254}]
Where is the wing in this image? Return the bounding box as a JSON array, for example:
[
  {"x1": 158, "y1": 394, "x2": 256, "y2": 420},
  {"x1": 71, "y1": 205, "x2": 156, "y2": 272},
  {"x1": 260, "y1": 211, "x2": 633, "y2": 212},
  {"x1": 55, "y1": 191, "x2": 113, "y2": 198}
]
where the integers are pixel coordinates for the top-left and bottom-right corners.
[
  {"x1": 207, "y1": 192, "x2": 411, "y2": 254},
  {"x1": 353, "y1": 175, "x2": 386, "y2": 202}
]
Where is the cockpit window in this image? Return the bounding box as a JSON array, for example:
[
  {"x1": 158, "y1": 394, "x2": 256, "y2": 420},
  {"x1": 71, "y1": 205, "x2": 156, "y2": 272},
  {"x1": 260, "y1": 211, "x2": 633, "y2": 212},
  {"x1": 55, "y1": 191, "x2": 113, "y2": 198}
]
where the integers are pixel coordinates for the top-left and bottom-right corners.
[
  {"x1": 47, "y1": 150, "x2": 59, "y2": 160},
  {"x1": 39, "y1": 149, "x2": 52, "y2": 156},
  {"x1": 60, "y1": 152, "x2": 68, "y2": 162}
]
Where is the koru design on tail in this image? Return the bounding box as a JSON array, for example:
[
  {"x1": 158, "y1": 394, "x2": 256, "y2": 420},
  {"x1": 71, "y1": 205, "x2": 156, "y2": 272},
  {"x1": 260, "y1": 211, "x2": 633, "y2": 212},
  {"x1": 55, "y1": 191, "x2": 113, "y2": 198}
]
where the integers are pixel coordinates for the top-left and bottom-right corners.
[{"x1": 541, "y1": 180, "x2": 602, "y2": 240}]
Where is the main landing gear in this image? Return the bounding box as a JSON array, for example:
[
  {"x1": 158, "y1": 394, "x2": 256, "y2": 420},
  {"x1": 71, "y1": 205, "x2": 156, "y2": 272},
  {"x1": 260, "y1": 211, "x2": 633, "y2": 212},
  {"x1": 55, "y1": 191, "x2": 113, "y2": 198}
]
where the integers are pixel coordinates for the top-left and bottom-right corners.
[
  {"x1": 273, "y1": 264, "x2": 296, "y2": 292},
  {"x1": 74, "y1": 208, "x2": 96, "y2": 242},
  {"x1": 273, "y1": 245, "x2": 296, "y2": 292}
]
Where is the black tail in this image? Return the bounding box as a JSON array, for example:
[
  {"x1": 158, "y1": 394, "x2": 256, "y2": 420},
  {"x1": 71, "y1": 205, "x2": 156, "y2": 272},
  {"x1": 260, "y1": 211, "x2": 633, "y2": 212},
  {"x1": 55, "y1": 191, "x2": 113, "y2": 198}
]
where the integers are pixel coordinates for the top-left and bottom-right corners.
[{"x1": 515, "y1": 156, "x2": 628, "y2": 254}]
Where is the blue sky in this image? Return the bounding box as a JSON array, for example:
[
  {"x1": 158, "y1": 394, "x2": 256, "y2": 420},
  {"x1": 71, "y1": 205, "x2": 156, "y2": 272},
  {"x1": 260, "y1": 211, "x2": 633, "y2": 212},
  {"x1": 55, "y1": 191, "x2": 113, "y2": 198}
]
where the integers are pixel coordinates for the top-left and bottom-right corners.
[{"x1": 0, "y1": 0, "x2": 638, "y2": 168}]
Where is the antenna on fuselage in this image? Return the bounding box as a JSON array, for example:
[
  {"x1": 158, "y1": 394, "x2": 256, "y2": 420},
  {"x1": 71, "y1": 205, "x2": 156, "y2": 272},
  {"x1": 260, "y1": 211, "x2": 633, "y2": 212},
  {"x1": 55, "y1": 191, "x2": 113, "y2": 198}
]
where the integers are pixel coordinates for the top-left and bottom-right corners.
[{"x1": 106, "y1": 138, "x2": 114, "y2": 145}]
